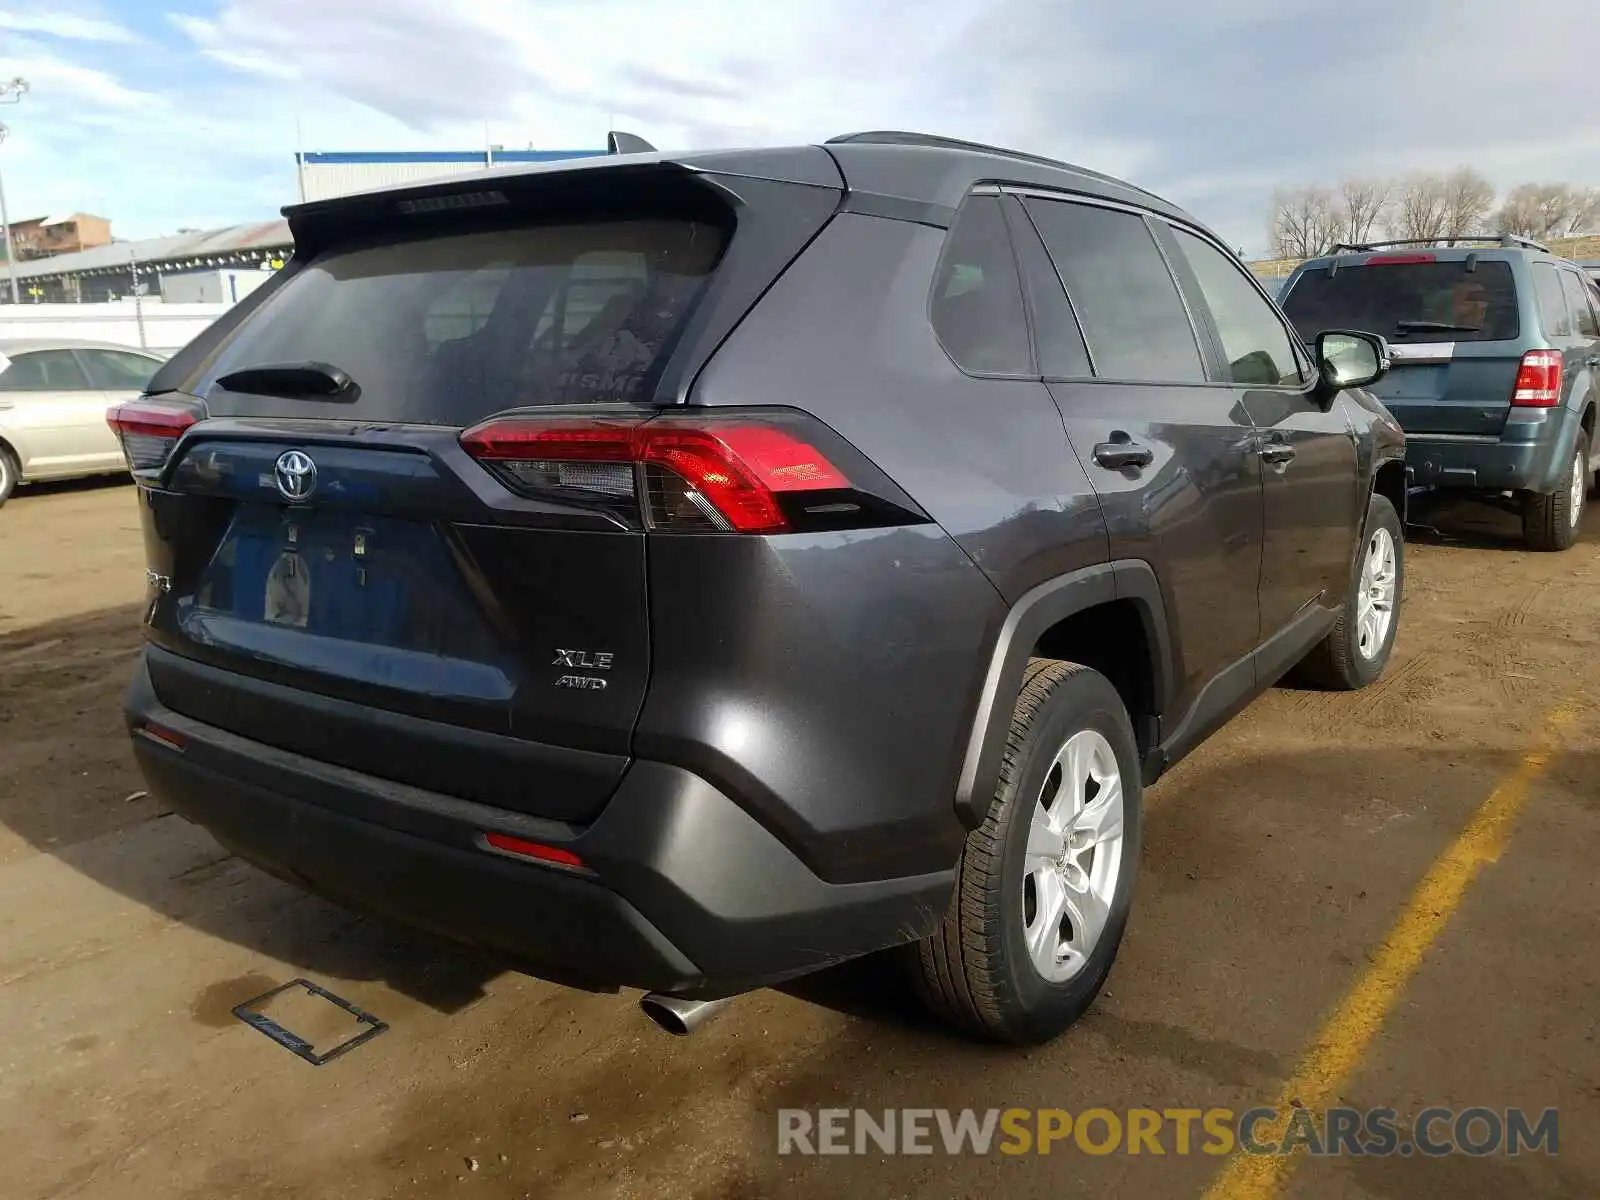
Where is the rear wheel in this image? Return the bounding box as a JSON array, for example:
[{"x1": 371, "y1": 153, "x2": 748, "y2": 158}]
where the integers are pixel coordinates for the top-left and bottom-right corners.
[
  {"x1": 1521, "y1": 443, "x2": 1585, "y2": 551},
  {"x1": 0, "y1": 444, "x2": 18, "y2": 508},
  {"x1": 911, "y1": 660, "x2": 1141, "y2": 1043},
  {"x1": 1294, "y1": 492, "x2": 1403, "y2": 690}
]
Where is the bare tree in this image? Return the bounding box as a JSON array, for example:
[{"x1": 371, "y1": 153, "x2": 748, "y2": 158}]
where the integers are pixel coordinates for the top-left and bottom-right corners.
[
  {"x1": 1337, "y1": 178, "x2": 1391, "y2": 245},
  {"x1": 1269, "y1": 186, "x2": 1341, "y2": 259},
  {"x1": 1387, "y1": 173, "x2": 1452, "y2": 243},
  {"x1": 1572, "y1": 187, "x2": 1600, "y2": 236},
  {"x1": 1440, "y1": 167, "x2": 1495, "y2": 244},
  {"x1": 1493, "y1": 183, "x2": 1600, "y2": 239}
]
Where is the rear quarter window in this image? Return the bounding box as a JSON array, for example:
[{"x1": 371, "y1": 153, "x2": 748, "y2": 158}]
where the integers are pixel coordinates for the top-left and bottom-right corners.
[
  {"x1": 1532, "y1": 264, "x2": 1572, "y2": 338},
  {"x1": 1559, "y1": 270, "x2": 1598, "y2": 338},
  {"x1": 929, "y1": 196, "x2": 1032, "y2": 376},
  {"x1": 202, "y1": 218, "x2": 727, "y2": 423},
  {"x1": 1281, "y1": 260, "x2": 1519, "y2": 344}
]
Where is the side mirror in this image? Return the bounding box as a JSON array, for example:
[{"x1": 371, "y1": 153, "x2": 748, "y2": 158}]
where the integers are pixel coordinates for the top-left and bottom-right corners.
[{"x1": 1315, "y1": 330, "x2": 1389, "y2": 393}]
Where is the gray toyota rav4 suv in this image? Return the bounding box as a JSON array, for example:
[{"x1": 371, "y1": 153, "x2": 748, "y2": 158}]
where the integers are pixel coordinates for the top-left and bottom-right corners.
[
  {"x1": 1282, "y1": 236, "x2": 1600, "y2": 550},
  {"x1": 117, "y1": 133, "x2": 1406, "y2": 1043}
]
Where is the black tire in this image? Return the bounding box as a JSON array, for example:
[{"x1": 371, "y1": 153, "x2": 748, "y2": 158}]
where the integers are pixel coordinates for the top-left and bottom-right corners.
[
  {"x1": 911, "y1": 660, "x2": 1142, "y2": 1044},
  {"x1": 1294, "y1": 492, "x2": 1404, "y2": 690},
  {"x1": 1522, "y1": 442, "x2": 1586, "y2": 551},
  {"x1": 0, "y1": 443, "x2": 17, "y2": 508}
]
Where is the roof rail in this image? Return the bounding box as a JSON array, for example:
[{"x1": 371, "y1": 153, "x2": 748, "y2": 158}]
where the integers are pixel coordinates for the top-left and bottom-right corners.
[
  {"x1": 824, "y1": 130, "x2": 1167, "y2": 203},
  {"x1": 1328, "y1": 234, "x2": 1552, "y2": 254}
]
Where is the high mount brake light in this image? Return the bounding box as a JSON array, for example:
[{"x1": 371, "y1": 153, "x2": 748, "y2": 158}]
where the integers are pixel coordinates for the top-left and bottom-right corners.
[
  {"x1": 107, "y1": 399, "x2": 202, "y2": 477},
  {"x1": 1365, "y1": 253, "x2": 1437, "y2": 265},
  {"x1": 459, "y1": 416, "x2": 852, "y2": 534},
  {"x1": 1511, "y1": 350, "x2": 1563, "y2": 407}
]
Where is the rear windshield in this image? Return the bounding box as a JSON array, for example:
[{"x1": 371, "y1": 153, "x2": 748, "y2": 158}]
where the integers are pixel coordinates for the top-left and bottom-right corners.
[
  {"x1": 202, "y1": 218, "x2": 727, "y2": 422},
  {"x1": 1281, "y1": 260, "x2": 1519, "y2": 344}
]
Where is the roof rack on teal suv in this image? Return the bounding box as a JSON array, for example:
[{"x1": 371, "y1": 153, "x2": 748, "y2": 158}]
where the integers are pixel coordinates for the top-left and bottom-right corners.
[{"x1": 1281, "y1": 236, "x2": 1600, "y2": 550}]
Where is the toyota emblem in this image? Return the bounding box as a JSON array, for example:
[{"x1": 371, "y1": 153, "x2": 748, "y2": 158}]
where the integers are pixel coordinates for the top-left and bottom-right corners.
[{"x1": 274, "y1": 449, "x2": 318, "y2": 503}]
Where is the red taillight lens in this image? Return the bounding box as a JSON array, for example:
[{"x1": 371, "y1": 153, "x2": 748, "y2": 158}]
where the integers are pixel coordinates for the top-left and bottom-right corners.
[
  {"x1": 459, "y1": 414, "x2": 852, "y2": 534},
  {"x1": 107, "y1": 399, "x2": 202, "y2": 477},
  {"x1": 639, "y1": 425, "x2": 848, "y2": 533},
  {"x1": 482, "y1": 831, "x2": 586, "y2": 870},
  {"x1": 1366, "y1": 253, "x2": 1437, "y2": 265},
  {"x1": 1512, "y1": 350, "x2": 1563, "y2": 407}
]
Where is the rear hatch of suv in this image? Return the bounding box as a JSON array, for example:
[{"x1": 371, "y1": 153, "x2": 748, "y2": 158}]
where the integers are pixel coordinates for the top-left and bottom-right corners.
[
  {"x1": 1281, "y1": 253, "x2": 1525, "y2": 436},
  {"x1": 118, "y1": 155, "x2": 844, "y2": 824}
]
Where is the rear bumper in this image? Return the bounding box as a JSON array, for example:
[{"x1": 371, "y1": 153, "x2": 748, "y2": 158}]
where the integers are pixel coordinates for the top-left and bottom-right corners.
[
  {"x1": 125, "y1": 652, "x2": 952, "y2": 997},
  {"x1": 1405, "y1": 407, "x2": 1583, "y2": 494}
]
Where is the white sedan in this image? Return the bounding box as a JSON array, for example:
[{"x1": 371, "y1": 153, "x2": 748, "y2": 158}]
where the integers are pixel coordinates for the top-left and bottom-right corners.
[{"x1": 0, "y1": 338, "x2": 168, "y2": 505}]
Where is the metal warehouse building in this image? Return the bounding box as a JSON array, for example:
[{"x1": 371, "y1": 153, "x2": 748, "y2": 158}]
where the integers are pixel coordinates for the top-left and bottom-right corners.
[
  {"x1": 294, "y1": 148, "x2": 608, "y2": 203},
  {"x1": 3, "y1": 148, "x2": 609, "y2": 304},
  {"x1": 7, "y1": 221, "x2": 294, "y2": 304}
]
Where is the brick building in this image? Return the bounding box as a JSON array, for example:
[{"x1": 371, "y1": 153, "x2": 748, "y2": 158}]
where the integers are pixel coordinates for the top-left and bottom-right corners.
[{"x1": 5, "y1": 213, "x2": 113, "y2": 261}]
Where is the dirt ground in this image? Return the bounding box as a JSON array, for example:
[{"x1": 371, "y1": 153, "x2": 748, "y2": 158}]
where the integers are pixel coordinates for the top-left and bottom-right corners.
[{"x1": 1, "y1": 478, "x2": 1596, "y2": 1200}]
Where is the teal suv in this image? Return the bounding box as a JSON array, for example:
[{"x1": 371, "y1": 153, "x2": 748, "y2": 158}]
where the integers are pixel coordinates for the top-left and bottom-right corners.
[{"x1": 1282, "y1": 236, "x2": 1600, "y2": 550}]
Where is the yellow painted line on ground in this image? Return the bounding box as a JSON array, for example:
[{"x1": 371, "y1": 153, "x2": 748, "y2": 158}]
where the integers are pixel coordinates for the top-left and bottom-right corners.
[{"x1": 1202, "y1": 700, "x2": 1582, "y2": 1200}]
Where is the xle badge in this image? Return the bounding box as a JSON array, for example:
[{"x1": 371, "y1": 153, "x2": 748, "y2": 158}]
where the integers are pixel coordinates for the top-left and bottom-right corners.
[
  {"x1": 552, "y1": 648, "x2": 613, "y2": 691},
  {"x1": 553, "y1": 649, "x2": 614, "y2": 670}
]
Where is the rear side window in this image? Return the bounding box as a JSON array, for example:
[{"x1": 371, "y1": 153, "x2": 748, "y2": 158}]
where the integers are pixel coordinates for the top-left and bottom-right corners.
[
  {"x1": 203, "y1": 218, "x2": 727, "y2": 421},
  {"x1": 1023, "y1": 198, "x2": 1205, "y2": 383},
  {"x1": 0, "y1": 349, "x2": 92, "y2": 391},
  {"x1": 1170, "y1": 228, "x2": 1304, "y2": 386},
  {"x1": 1282, "y1": 260, "x2": 1519, "y2": 344},
  {"x1": 80, "y1": 348, "x2": 162, "y2": 391},
  {"x1": 930, "y1": 196, "x2": 1031, "y2": 375},
  {"x1": 1559, "y1": 270, "x2": 1598, "y2": 338},
  {"x1": 1532, "y1": 264, "x2": 1571, "y2": 338}
]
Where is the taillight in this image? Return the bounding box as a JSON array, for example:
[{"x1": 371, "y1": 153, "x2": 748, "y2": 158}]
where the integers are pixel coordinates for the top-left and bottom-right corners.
[
  {"x1": 459, "y1": 410, "x2": 923, "y2": 534},
  {"x1": 1511, "y1": 351, "x2": 1563, "y2": 407},
  {"x1": 639, "y1": 424, "x2": 849, "y2": 532},
  {"x1": 107, "y1": 398, "x2": 203, "y2": 478}
]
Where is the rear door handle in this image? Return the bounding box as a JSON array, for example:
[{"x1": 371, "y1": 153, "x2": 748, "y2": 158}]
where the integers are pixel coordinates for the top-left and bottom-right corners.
[
  {"x1": 1587, "y1": 356, "x2": 1600, "y2": 368},
  {"x1": 1259, "y1": 442, "x2": 1296, "y2": 465},
  {"x1": 1092, "y1": 441, "x2": 1154, "y2": 470}
]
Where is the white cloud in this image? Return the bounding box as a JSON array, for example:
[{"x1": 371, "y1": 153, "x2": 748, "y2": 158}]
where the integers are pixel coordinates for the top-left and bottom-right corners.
[
  {"x1": 0, "y1": 9, "x2": 140, "y2": 44},
  {"x1": 1, "y1": 0, "x2": 1597, "y2": 250},
  {"x1": 0, "y1": 43, "x2": 155, "y2": 109}
]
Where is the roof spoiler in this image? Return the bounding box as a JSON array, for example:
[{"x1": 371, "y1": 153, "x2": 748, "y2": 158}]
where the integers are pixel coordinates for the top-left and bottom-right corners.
[{"x1": 607, "y1": 131, "x2": 657, "y2": 155}]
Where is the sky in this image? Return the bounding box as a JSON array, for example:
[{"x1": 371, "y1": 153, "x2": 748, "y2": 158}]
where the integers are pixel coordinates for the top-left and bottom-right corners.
[{"x1": 0, "y1": 0, "x2": 1598, "y2": 256}]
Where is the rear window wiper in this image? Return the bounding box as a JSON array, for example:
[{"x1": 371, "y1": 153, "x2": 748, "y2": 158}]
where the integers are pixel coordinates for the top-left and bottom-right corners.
[
  {"x1": 1394, "y1": 320, "x2": 1480, "y2": 334},
  {"x1": 214, "y1": 361, "x2": 360, "y2": 401}
]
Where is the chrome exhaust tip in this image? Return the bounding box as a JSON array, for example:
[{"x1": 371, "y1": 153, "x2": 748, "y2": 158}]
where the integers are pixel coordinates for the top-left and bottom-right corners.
[{"x1": 639, "y1": 993, "x2": 733, "y2": 1036}]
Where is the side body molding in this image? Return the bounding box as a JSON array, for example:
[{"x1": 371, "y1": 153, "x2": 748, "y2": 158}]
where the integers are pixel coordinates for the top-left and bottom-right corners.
[{"x1": 953, "y1": 559, "x2": 1175, "y2": 828}]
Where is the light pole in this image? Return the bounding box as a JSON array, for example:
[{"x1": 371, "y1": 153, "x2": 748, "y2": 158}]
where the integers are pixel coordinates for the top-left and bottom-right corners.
[{"x1": 0, "y1": 77, "x2": 30, "y2": 306}]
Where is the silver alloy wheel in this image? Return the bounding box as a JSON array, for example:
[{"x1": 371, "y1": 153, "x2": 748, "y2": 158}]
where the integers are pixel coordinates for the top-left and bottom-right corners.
[
  {"x1": 1022, "y1": 728, "x2": 1125, "y2": 983},
  {"x1": 1569, "y1": 449, "x2": 1585, "y2": 530},
  {"x1": 1355, "y1": 526, "x2": 1397, "y2": 661}
]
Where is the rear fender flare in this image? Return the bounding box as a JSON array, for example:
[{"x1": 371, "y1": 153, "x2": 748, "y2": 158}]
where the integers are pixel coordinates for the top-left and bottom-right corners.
[
  {"x1": 1539, "y1": 403, "x2": 1592, "y2": 493},
  {"x1": 953, "y1": 560, "x2": 1175, "y2": 828}
]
